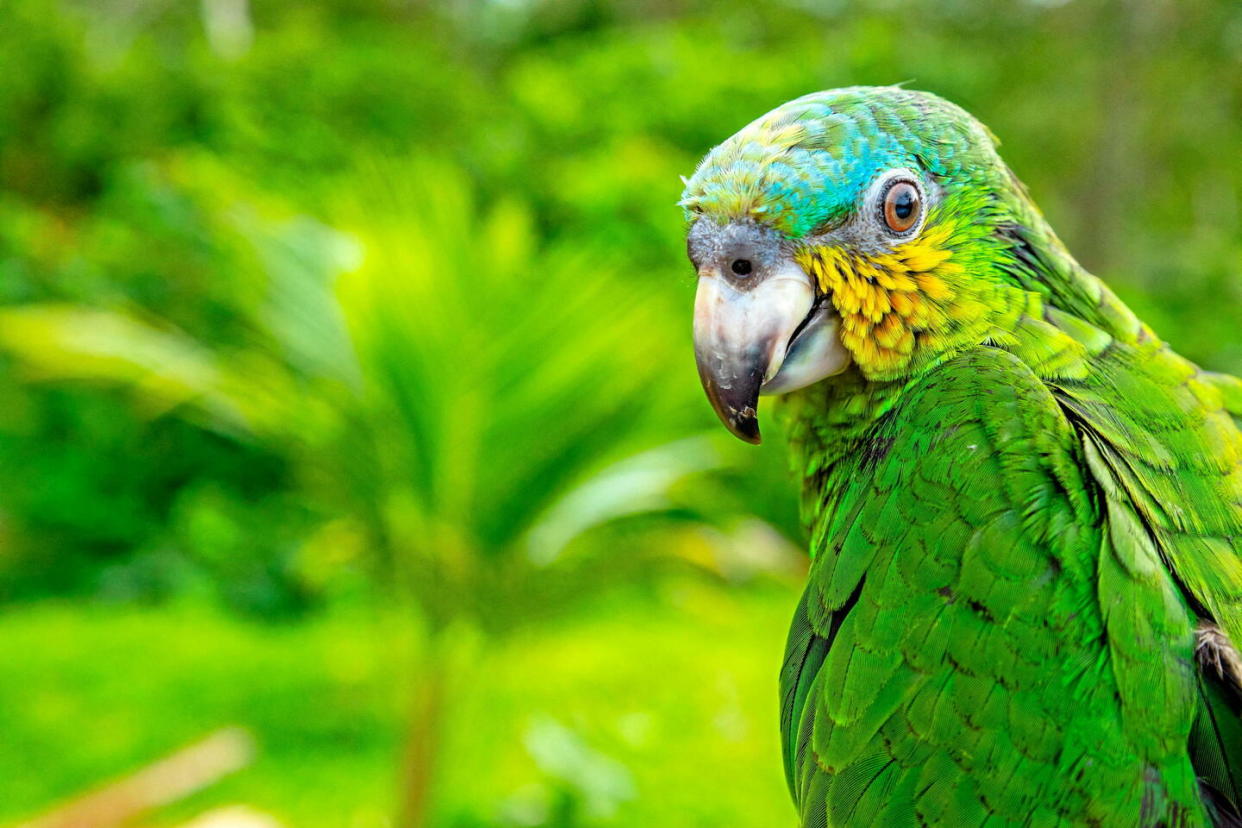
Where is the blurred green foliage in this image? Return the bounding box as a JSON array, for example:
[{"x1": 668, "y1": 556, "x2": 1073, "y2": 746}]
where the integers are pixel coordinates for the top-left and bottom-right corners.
[
  {"x1": 0, "y1": 583, "x2": 795, "y2": 826},
  {"x1": 2, "y1": 0, "x2": 1241, "y2": 610},
  {"x1": 0, "y1": 0, "x2": 1239, "y2": 825}
]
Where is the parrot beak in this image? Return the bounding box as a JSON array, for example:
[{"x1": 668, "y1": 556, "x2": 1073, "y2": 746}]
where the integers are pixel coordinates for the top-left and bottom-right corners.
[{"x1": 693, "y1": 258, "x2": 851, "y2": 444}]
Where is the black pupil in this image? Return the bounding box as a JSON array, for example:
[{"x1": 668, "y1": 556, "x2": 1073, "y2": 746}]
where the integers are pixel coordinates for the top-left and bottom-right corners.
[
  {"x1": 731, "y1": 259, "x2": 752, "y2": 276},
  {"x1": 893, "y1": 188, "x2": 915, "y2": 220}
]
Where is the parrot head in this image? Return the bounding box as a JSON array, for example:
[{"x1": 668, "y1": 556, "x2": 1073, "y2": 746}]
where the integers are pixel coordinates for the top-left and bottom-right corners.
[{"x1": 682, "y1": 86, "x2": 1043, "y2": 442}]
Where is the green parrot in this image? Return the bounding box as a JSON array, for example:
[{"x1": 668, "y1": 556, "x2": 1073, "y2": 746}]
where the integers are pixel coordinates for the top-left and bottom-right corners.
[{"x1": 680, "y1": 86, "x2": 1242, "y2": 826}]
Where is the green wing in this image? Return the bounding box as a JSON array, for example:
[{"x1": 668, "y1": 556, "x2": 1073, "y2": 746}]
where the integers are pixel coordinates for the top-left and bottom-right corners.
[
  {"x1": 782, "y1": 346, "x2": 1213, "y2": 826},
  {"x1": 1191, "y1": 667, "x2": 1242, "y2": 826},
  {"x1": 1051, "y1": 334, "x2": 1242, "y2": 826}
]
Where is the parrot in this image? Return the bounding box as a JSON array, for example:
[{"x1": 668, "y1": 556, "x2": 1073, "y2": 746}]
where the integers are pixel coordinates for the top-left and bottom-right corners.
[{"x1": 679, "y1": 86, "x2": 1242, "y2": 827}]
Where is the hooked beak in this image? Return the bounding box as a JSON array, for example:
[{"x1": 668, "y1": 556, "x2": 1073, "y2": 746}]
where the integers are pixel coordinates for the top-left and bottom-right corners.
[{"x1": 693, "y1": 258, "x2": 851, "y2": 443}]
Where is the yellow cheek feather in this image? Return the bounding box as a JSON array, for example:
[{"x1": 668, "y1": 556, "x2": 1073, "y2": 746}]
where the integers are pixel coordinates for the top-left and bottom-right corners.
[{"x1": 795, "y1": 221, "x2": 992, "y2": 380}]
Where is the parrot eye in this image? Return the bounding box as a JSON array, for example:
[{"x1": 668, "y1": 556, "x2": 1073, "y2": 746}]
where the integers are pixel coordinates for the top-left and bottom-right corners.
[
  {"x1": 731, "y1": 258, "x2": 753, "y2": 276},
  {"x1": 881, "y1": 180, "x2": 922, "y2": 235}
]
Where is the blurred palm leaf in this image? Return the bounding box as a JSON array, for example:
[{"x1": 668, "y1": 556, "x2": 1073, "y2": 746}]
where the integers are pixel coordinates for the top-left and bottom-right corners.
[
  {"x1": 0, "y1": 158, "x2": 736, "y2": 631},
  {"x1": 522, "y1": 434, "x2": 724, "y2": 567},
  {"x1": 0, "y1": 305, "x2": 233, "y2": 422}
]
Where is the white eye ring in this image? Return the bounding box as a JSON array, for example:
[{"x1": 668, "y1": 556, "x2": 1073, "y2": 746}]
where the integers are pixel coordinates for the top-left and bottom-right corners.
[{"x1": 866, "y1": 169, "x2": 926, "y2": 239}]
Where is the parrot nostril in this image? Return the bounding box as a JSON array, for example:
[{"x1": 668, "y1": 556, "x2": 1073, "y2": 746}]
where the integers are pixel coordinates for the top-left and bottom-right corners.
[{"x1": 731, "y1": 259, "x2": 753, "y2": 276}]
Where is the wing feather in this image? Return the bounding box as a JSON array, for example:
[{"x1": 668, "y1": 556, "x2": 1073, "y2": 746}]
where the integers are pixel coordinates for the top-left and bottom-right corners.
[{"x1": 782, "y1": 346, "x2": 1212, "y2": 826}]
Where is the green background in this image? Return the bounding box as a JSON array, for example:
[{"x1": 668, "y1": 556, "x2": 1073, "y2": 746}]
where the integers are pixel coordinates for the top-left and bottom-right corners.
[{"x1": 0, "y1": 0, "x2": 1239, "y2": 825}]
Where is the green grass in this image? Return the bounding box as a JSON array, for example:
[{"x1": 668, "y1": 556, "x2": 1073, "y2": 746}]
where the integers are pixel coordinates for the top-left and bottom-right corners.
[{"x1": 0, "y1": 580, "x2": 798, "y2": 826}]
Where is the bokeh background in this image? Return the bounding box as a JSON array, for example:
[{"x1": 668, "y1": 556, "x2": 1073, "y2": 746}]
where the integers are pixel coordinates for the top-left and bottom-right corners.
[{"x1": 1, "y1": 1, "x2": 1240, "y2": 826}]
